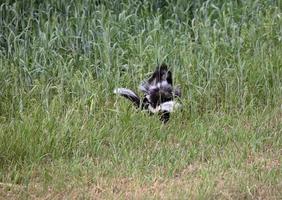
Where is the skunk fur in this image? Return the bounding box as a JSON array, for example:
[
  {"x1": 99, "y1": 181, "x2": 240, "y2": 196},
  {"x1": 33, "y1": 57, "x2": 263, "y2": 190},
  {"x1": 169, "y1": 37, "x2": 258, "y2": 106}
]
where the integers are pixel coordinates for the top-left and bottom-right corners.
[{"x1": 114, "y1": 64, "x2": 181, "y2": 123}]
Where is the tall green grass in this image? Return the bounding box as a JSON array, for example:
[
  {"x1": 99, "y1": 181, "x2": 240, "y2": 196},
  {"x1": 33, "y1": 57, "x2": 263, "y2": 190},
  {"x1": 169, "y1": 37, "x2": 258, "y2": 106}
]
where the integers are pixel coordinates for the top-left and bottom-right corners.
[{"x1": 0, "y1": 0, "x2": 281, "y2": 198}]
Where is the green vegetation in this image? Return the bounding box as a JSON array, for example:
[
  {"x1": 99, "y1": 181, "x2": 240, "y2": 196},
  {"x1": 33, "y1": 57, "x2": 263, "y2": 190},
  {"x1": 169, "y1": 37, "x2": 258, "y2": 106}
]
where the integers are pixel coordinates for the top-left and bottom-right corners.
[{"x1": 0, "y1": 0, "x2": 281, "y2": 199}]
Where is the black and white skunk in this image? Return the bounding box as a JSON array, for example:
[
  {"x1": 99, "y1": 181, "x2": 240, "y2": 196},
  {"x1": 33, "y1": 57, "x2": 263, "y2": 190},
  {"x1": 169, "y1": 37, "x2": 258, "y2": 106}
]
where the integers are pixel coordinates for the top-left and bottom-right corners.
[{"x1": 114, "y1": 64, "x2": 181, "y2": 123}]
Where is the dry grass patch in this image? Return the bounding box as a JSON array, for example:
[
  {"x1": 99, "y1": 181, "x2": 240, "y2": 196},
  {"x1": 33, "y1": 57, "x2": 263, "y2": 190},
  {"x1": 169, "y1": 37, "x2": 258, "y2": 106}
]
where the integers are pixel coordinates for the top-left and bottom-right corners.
[{"x1": 1, "y1": 158, "x2": 281, "y2": 200}]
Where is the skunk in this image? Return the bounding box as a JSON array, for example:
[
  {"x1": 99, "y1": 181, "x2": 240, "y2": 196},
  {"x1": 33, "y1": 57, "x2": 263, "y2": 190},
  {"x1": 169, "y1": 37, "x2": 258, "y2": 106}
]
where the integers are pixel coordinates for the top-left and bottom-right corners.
[{"x1": 114, "y1": 64, "x2": 181, "y2": 123}]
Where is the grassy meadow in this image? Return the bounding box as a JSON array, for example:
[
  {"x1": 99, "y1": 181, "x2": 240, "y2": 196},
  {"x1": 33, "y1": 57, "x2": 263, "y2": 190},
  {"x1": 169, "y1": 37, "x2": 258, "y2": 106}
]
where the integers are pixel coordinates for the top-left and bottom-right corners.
[{"x1": 0, "y1": 0, "x2": 281, "y2": 199}]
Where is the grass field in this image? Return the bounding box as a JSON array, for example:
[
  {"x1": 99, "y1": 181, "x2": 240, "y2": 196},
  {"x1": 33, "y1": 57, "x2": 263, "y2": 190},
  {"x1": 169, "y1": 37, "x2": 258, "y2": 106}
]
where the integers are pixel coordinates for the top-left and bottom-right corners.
[{"x1": 0, "y1": 0, "x2": 281, "y2": 199}]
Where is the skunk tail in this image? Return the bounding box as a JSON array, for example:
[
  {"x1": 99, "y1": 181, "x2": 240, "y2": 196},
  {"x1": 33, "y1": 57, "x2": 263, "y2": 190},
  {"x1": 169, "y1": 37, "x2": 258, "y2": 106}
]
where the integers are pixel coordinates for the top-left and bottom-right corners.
[{"x1": 114, "y1": 88, "x2": 141, "y2": 108}]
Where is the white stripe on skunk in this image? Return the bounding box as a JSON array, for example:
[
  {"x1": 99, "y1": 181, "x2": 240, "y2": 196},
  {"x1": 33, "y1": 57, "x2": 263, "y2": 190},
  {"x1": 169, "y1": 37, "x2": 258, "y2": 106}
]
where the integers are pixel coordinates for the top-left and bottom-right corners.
[
  {"x1": 148, "y1": 100, "x2": 181, "y2": 113},
  {"x1": 114, "y1": 88, "x2": 139, "y2": 99}
]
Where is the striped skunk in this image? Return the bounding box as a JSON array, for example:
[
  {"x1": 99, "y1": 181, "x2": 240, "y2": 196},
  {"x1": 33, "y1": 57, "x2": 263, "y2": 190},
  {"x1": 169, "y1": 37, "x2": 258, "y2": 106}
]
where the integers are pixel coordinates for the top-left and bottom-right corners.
[{"x1": 114, "y1": 64, "x2": 181, "y2": 123}]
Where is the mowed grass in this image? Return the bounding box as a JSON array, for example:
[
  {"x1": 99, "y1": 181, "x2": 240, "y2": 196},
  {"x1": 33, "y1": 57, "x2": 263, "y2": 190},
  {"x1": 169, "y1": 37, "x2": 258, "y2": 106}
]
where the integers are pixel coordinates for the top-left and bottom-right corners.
[{"x1": 0, "y1": 0, "x2": 281, "y2": 199}]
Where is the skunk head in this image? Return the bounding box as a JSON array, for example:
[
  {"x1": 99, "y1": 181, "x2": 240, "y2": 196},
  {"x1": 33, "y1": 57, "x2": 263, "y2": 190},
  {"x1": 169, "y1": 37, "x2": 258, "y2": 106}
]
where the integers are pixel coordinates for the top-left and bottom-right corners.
[{"x1": 148, "y1": 86, "x2": 173, "y2": 108}]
